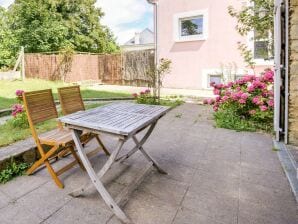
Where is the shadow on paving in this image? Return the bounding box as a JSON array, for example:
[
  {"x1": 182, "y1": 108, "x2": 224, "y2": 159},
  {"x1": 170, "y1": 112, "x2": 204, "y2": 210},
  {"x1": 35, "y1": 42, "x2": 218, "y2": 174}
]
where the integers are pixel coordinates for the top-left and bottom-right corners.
[{"x1": 0, "y1": 103, "x2": 297, "y2": 224}]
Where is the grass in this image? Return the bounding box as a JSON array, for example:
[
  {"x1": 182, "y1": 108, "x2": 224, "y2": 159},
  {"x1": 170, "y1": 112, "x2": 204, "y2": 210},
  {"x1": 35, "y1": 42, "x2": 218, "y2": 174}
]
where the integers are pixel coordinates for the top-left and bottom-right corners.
[
  {"x1": 0, "y1": 79, "x2": 131, "y2": 109},
  {"x1": 0, "y1": 103, "x2": 106, "y2": 147}
]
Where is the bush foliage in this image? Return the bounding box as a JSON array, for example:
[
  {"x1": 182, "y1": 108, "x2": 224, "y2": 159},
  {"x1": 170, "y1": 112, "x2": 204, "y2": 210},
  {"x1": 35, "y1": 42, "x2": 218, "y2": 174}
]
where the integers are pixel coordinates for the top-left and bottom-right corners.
[{"x1": 204, "y1": 70, "x2": 274, "y2": 132}]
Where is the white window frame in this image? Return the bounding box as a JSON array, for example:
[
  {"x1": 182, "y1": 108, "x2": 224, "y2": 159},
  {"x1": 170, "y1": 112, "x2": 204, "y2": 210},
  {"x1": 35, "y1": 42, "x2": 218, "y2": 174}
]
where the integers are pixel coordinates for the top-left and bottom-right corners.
[
  {"x1": 202, "y1": 68, "x2": 254, "y2": 89},
  {"x1": 247, "y1": 31, "x2": 274, "y2": 66},
  {"x1": 173, "y1": 9, "x2": 208, "y2": 42}
]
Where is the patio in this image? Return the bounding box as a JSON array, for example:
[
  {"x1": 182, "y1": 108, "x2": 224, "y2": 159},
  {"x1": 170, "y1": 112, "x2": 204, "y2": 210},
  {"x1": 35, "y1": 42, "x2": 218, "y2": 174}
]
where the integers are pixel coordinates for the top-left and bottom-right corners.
[{"x1": 0, "y1": 103, "x2": 297, "y2": 224}]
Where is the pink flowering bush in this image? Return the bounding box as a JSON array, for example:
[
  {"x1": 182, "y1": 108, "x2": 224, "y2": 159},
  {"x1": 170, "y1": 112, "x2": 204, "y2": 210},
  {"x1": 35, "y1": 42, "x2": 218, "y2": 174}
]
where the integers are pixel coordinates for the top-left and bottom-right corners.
[
  {"x1": 10, "y1": 90, "x2": 29, "y2": 128},
  {"x1": 132, "y1": 89, "x2": 158, "y2": 105},
  {"x1": 204, "y1": 69, "x2": 274, "y2": 132}
]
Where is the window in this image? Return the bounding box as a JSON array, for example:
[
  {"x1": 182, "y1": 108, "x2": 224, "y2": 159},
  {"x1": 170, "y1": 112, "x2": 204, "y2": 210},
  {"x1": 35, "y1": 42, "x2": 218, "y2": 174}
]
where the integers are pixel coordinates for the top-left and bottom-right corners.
[
  {"x1": 254, "y1": 30, "x2": 272, "y2": 60},
  {"x1": 174, "y1": 10, "x2": 208, "y2": 42},
  {"x1": 180, "y1": 16, "x2": 203, "y2": 36},
  {"x1": 208, "y1": 74, "x2": 222, "y2": 87}
]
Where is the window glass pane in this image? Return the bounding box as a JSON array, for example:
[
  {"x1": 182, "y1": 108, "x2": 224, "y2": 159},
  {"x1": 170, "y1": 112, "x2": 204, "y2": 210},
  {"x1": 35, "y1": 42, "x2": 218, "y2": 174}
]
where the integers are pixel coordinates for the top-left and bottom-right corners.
[
  {"x1": 209, "y1": 75, "x2": 221, "y2": 87},
  {"x1": 180, "y1": 16, "x2": 203, "y2": 36},
  {"x1": 254, "y1": 40, "x2": 269, "y2": 59}
]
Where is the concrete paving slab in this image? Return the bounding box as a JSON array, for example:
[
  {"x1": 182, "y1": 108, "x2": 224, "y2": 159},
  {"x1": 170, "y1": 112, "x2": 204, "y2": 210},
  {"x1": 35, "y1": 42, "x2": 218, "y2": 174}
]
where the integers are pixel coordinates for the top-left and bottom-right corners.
[
  {"x1": 182, "y1": 189, "x2": 238, "y2": 224},
  {"x1": 173, "y1": 207, "x2": 225, "y2": 224},
  {"x1": 238, "y1": 199, "x2": 298, "y2": 224},
  {"x1": 0, "y1": 201, "x2": 42, "y2": 224},
  {"x1": 43, "y1": 198, "x2": 113, "y2": 224},
  {"x1": 239, "y1": 181, "x2": 297, "y2": 216},
  {"x1": 0, "y1": 190, "x2": 11, "y2": 209},
  {"x1": 138, "y1": 171, "x2": 189, "y2": 205},
  {"x1": 16, "y1": 182, "x2": 72, "y2": 220},
  {"x1": 107, "y1": 189, "x2": 179, "y2": 224},
  {"x1": 0, "y1": 175, "x2": 49, "y2": 200}
]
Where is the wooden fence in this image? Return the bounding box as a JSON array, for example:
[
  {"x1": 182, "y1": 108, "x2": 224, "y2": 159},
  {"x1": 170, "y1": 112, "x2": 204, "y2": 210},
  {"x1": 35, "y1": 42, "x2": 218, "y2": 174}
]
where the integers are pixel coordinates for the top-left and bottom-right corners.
[{"x1": 25, "y1": 50, "x2": 155, "y2": 86}]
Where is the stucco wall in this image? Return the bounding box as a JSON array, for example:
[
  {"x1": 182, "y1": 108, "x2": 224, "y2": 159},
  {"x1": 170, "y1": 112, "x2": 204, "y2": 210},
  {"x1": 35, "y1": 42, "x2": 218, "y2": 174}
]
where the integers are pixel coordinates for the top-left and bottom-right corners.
[
  {"x1": 156, "y1": 0, "x2": 270, "y2": 90},
  {"x1": 289, "y1": 0, "x2": 298, "y2": 145}
]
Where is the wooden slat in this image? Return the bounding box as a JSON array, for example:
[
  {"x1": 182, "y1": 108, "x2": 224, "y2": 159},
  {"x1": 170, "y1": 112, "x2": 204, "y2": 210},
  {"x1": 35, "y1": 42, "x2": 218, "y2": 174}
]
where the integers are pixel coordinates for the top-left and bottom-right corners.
[
  {"x1": 58, "y1": 86, "x2": 85, "y2": 115},
  {"x1": 59, "y1": 103, "x2": 170, "y2": 136},
  {"x1": 23, "y1": 89, "x2": 58, "y2": 124}
]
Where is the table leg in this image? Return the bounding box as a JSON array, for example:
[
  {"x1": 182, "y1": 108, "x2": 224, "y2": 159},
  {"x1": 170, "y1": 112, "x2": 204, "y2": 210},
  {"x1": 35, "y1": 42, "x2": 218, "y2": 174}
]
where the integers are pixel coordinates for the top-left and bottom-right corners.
[
  {"x1": 132, "y1": 136, "x2": 167, "y2": 174},
  {"x1": 71, "y1": 129, "x2": 132, "y2": 224},
  {"x1": 116, "y1": 123, "x2": 156, "y2": 163}
]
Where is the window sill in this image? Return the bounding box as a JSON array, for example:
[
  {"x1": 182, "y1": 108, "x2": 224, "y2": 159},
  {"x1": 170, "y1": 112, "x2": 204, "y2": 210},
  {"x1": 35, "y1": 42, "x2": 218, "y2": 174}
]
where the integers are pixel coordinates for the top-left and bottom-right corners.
[
  {"x1": 254, "y1": 59, "x2": 274, "y2": 66},
  {"x1": 174, "y1": 37, "x2": 207, "y2": 43}
]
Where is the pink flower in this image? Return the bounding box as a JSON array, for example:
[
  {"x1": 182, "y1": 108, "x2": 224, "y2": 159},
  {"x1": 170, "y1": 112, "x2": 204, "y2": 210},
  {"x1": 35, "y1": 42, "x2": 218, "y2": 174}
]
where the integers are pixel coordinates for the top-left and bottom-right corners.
[
  {"x1": 140, "y1": 91, "x2": 145, "y2": 95},
  {"x1": 248, "y1": 85, "x2": 255, "y2": 92},
  {"x1": 252, "y1": 96, "x2": 264, "y2": 105},
  {"x1": 263, "y1": 70, "x2": 274, "y2": 82},
  {"x1": 132, "y1": 93, "x2": 138, "y2": 98},
  {"x1": 241, "y1": 93, "x2": 249, "y2": 100},
  {"x1": 268, "y1": 99, "x2": 274, "y2": 107},
  {"x1": 207, "y1": 98, "x2": 215, "y2": 105},
  {"x1": 215, "y1": 96, "x2": 221, "y2": 102},
  {"x1": 213, "y1": 89, "x2": 220, "y2": 95},
  {"x1": 225, "y1": 90, "x2": 231, "y2": 96},
  {"x1": 249, "y1": 110, "x2": 256, "y2": 115},
  {"x1": 145, "y1": 89, "x2": 151, "y2": 94},
  {"x1": 238, "y1": 99, "x2": 246, "y2": 104},
  {"x1": 222, "y1": 96, "x2": 229, "y2": 102},
  {"x1": 15, "y1": 89, "x2": 24, "y2": 97},
  {"x1": 227, "y1": 82, "x2": 234, "y2": 88},
  {"x1": 210, "y1": 82, "x2": 216, "y2": 87},
  {"x1": 260, "y1": 105, "x2": 268, "y2": 111},
  {"x1": 213, "y1": 105, "x2": 219, "y2": 112}
]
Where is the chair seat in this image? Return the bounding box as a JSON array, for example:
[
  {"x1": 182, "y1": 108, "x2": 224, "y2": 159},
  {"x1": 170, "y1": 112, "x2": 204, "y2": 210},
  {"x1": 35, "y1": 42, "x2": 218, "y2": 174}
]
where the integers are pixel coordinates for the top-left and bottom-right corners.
[{"x1": 39, "y1": 128, "x2": 73, "y2": 146}]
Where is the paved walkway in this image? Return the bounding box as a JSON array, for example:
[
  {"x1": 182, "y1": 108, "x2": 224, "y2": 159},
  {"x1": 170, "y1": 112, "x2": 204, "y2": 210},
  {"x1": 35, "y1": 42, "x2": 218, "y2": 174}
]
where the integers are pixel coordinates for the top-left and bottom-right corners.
[
  {"x1": 89, "y1": 84, "x2": 214, "y2": 98},
  {"x1": 0, "y1": 104, "x2": 297, "y2": 224}
]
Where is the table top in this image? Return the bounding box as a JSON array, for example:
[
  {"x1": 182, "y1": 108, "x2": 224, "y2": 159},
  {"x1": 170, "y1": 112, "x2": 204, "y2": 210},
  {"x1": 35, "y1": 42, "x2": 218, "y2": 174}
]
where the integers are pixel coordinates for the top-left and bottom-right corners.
[{"x1": 59, "y1": 102, "x2": 170, "y2": 136}]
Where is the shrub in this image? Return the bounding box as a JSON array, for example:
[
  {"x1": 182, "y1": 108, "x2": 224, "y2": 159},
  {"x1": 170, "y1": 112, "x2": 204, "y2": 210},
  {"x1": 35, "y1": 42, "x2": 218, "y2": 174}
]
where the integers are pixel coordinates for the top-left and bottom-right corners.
[
  {"x1": 132, "y1": 89, "x2": 159, "y2": 105},
  {"x1": 0, "y1": 159, "x2": 31, "y2": 184},
  {"x1": 204, "y1": 69, "x2": 274, "y2": 132},
  {"x1": 10, "y1": 89, "x2": 29, "y2": 128}
]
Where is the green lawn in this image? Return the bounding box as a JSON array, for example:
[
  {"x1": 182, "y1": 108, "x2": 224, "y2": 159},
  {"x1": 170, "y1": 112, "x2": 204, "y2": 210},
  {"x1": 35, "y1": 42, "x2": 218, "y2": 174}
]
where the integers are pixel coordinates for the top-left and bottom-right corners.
[
  {"x1": 0, "y1": 103, "x2": 105, "y2": 147},
  {"x1": 0, "y1": 79, "x2": 131, "y2": 110}
]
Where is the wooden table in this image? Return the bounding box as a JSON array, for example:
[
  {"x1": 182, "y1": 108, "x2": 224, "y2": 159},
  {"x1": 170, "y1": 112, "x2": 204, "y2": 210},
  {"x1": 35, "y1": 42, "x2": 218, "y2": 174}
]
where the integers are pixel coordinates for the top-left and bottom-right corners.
[{"x1": 59, "y1": 102, "x2": 170, "y2": 223}]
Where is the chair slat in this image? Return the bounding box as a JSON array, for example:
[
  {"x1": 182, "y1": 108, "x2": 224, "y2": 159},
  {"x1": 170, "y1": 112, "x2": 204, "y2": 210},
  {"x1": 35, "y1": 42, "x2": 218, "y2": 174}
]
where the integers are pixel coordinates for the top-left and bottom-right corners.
[
  {"x1": 23, "y1": 89, "x2": 58, "y2": 124},
  {"x1": 58, "y1": 86, "x2": 85, "y2": 115}
]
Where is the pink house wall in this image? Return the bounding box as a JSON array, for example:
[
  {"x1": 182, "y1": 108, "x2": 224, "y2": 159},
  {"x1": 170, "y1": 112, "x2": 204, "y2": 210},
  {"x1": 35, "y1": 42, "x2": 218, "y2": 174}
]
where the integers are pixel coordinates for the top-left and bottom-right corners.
[{"x1": 156, "y1": 0, "x2": 267, "y2": 89}]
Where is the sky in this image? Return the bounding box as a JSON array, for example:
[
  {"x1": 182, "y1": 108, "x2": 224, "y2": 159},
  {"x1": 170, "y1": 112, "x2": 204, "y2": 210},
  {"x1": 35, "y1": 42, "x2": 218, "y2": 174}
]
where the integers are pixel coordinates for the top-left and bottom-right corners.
[{"x1": 0, "y1": 0, "x2": 153, "y2": 44}]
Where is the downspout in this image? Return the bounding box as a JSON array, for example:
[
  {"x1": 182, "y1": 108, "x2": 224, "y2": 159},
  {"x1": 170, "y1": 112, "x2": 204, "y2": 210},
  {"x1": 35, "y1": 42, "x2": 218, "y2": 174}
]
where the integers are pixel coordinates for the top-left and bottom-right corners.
[
  {"x1": 147, "y1": 0, "x2": 159, "y2": 98},
  {"x1": 274, "y1": 0, "x2": 282, "y2": 141},
  {"x1": 284, "y1": 0, "x2": 289, "y2": 144}
]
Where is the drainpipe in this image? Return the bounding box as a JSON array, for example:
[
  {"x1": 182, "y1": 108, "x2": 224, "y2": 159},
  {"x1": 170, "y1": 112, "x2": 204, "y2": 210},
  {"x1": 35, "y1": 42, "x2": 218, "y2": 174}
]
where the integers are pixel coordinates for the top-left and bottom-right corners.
[
  {"x1": 147, "y1": 0, "x2": 159, "y2": 98},
  {"x1": 284, "y1": 0, "x2": 289, "y2": 144},
  {"x1": 274, "y1": 0, "x2": 282, "y2": 141}
]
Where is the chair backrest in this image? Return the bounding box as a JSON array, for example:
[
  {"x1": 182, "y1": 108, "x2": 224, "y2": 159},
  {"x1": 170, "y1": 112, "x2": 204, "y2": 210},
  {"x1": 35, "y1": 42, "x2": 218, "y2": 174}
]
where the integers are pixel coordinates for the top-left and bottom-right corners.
[
  {"x1": 23, "y1": 89, "x2": 58, "y2": 125},
  {"x1": 58, "y1": 86, "x2": 85, "y2": 115}
]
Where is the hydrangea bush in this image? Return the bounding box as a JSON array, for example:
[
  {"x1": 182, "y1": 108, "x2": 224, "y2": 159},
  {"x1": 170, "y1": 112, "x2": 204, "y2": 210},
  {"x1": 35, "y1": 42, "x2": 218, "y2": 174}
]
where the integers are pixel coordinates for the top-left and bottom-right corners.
[
  {"x1": 204, "y1": 70, "x2": 274, "y2": 132},
  {"x1": 10, "y1": 90, "x2": 29, "y2": 128}
]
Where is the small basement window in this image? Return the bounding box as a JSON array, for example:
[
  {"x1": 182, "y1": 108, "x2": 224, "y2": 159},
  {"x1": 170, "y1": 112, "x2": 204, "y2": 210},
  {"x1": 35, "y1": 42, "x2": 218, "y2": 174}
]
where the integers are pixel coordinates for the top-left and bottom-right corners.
[{"x1": 208, "y1": 74, "x2": 222, "y2": 87}]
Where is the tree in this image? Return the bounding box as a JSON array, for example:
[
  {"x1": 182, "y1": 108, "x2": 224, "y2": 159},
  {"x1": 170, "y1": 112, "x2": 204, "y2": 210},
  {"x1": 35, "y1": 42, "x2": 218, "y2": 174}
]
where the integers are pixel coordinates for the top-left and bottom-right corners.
[
  {"x1": 9, "y1": 0, "x2": 119, "y2": 53},
  {"x1": 0, "y1": 7, "x2": 18, "y2": 69},
  {"x1": 0, "y1": 0, "x2": 119, "y2": 69},
  {"x1": 228, "y1": 0, "x2": 274, "y2": 68}
]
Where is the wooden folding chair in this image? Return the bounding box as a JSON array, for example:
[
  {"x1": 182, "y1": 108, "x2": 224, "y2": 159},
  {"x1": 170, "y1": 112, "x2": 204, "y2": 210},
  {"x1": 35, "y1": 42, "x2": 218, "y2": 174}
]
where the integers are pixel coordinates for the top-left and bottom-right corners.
[
  {"x1": 57, "y1": 86, "x2": 110, "y2": 156},
  {"x1": 23, "y1": 89, "x2": 85, "y2": 189}
]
